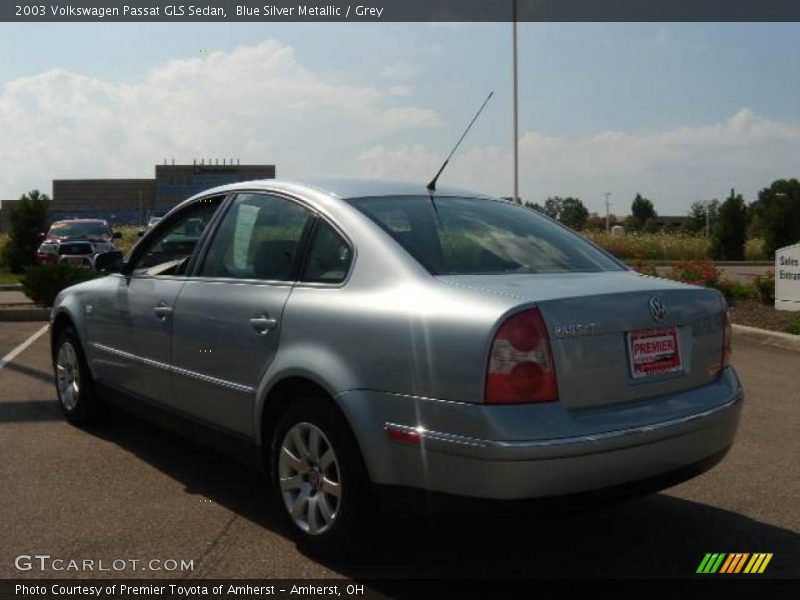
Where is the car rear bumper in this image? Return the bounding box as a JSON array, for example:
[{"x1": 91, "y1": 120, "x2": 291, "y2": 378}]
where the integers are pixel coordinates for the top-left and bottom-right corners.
[{"x1": 336, "y1": 368, "x2": 743, "y2": 500}]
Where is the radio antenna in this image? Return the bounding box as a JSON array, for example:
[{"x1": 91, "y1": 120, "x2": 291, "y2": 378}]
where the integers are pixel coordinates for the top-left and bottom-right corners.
[{"x1": 426, "y1": 91, "x2": 494, "y2": 192}]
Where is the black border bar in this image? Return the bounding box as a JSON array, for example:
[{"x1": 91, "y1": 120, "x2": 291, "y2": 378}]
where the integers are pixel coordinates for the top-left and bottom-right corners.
[{"x1": 3, "y1": 1, "x2": 800, "y2": 23}]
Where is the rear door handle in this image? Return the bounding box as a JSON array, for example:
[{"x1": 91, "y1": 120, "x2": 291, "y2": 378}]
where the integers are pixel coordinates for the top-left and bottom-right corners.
[
  {"x1": 249, "y1": 315, "x2": 278, "y2": 334},
  {"x1": 153, "y1": 303, "x2": 173, "y2": 320}
]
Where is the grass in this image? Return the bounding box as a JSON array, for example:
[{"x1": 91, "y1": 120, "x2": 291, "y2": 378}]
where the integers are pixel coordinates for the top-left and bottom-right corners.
[
  {"x1": 584, "y1": 231, "x2": 768, "y2": 262},
  {"x1": 115, "y1": 225, "x2": 142, "y2": 256},
  {"x1": 0, "y1": 268, "x2": 23, "y2": 285}
]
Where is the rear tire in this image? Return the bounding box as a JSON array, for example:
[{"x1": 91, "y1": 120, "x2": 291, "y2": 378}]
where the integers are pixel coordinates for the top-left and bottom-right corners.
[
  {"x1": 53, "y1": 327, "x2": 99, "y2": 425},
  {"x1": 270, "y1": 395, "x2": 373, "y2": 558}
]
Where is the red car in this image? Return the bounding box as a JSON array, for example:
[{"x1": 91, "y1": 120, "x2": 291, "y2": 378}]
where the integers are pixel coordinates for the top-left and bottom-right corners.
[{"x1": 36, "y1": 219, "x2": 121, "y2": 266}]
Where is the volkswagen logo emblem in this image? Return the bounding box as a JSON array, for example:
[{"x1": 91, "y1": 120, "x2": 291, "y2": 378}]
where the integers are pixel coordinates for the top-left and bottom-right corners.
[{"x1": 649, "y1": 296, "x2": 668, "y2": 322}]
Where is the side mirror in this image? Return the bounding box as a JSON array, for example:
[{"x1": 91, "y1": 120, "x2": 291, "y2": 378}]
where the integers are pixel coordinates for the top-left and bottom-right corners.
[
  {"x1": 112, "y1": 231, "x2": 122, "y2": 239},
  {"x1": 137, "y1": 229, "x2": 145, "y2": 238},
  {"x1": 94, "y1": 251, "x2": 125, "y2": 274}
]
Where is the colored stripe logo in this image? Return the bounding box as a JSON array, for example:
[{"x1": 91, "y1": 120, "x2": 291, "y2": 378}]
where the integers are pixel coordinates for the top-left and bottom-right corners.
[{"x1": 697, "y1": 553, "x2": 773, "y2": 574}]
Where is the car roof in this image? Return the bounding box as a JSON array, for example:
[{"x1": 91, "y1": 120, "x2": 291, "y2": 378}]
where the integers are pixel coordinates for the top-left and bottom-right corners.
[{"x1": 186, "y1": 177, "x2": 495, "y2": 203}]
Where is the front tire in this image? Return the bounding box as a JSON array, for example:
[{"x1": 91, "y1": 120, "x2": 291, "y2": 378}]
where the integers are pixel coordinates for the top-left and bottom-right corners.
[
  {"x1": 271, "y1": 396, "x2": 373, "y2": 557},
  {"x1": 54, "y1": 327, "x2": 99, "y2": 425}
]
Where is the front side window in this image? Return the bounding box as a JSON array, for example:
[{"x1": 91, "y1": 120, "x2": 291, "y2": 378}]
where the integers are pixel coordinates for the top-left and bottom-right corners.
[
  {"x1": 199, "y1": 193, "x2": 313, "y2": 281},
  {"x1": 348, "y1": 196, "x2": 624, "y2": 275},
  {"x1": 300, "y1": 220, "x2": 352, "y2": 284},
  {"x1": 130, "y1": 198, "x2": 221, "y2": 276}
]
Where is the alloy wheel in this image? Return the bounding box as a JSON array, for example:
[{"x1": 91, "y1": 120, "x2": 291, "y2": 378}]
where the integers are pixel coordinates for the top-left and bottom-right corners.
[
  {"x1": 278, "y1": 422, "x2": 342, "y2": 535},
  {"x1": 56, "y1": 341, "x2": 80, "y2": 411}
]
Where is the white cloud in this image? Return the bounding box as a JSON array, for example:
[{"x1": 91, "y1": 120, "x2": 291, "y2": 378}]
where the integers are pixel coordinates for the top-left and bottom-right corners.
[
  {"x1": 380, "y1": 61, "x2": 421, "y2": 80},
  {"x1": 357, "y1": 109, "x2": 800, "y2": 214},
  {"x1": 0, "y1": 39, "x2": 439, "y2": 197},
  {"x1": 388, "y1": 84, "x2": 413, "y2": 97}
]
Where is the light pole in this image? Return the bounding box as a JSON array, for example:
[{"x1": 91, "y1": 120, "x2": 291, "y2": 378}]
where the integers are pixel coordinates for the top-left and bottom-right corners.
[
  {"x1": 604, "y1": 192, "x2": 612, "y2": 232},
  {"x1": 512, "y1": 0, "x2": 519, "y2": 203}
]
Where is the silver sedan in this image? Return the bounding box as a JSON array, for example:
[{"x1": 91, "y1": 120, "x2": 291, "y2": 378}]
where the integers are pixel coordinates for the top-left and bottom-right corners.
[{"x1": 50, "y1": 179, "x2": 743, "y2": 556}]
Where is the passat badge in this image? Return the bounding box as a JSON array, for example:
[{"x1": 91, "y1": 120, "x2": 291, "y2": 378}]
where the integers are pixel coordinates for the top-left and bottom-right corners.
[
  {"x1": 554, "y1": 322, "x2": 597, "y2": 338},
  {"x1": 649, "y1": 296, "x2": 668, "y2": 322}
]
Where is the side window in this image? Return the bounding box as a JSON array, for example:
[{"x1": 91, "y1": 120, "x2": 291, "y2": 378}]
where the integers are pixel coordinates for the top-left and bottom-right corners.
[
  {"x1": 301, "y1": 220, "x2": 352, "y2": 284},
  {"x1": 199, "y1": 193, "x2": 312, "y2": 281},
  {"x1": 130, "y1": 198, "x2": 221, "y2": 277}
]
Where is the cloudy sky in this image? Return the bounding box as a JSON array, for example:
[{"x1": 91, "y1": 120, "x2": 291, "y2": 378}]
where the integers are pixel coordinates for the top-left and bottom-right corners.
[{"x1": 1, "y1": 22, "x2": 799, "y2": 215}]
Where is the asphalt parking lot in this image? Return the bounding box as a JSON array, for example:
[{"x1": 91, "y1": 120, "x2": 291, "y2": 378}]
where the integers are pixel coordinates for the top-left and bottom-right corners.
[{"x1": 0, "y1": 321, "x2": 798, "y2": 583}]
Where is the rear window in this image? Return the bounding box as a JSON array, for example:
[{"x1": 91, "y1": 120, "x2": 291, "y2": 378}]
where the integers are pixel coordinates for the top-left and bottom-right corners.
[{"x1": 347, "y1": 196, "x2": 624, "y2": 275}]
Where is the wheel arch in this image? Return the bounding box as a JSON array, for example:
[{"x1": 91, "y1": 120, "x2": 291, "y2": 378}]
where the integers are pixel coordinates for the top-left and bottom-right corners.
[
  {"x1": 50, "y1": 309, "x2": 81, "y2": 358},
  {"x1": 257, "y1": 374, "x2": 368, "y2": 478}
]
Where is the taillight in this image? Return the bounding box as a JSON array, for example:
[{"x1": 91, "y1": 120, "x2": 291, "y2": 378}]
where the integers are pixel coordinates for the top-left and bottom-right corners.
[
  {"x1": 721, "y1": 295, "x2": 732, "y2": 370},
  {"x1": 485, "y1": 308, "x2": 558, "y2": 404}
]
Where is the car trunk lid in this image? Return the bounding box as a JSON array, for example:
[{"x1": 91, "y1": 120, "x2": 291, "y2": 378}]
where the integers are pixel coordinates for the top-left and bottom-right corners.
[{"x1": 438, "y1": 271, "x2": 725, "y2": 410}]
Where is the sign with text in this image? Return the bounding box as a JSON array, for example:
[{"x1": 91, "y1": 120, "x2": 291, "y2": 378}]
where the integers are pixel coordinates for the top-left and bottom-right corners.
[{"x1": 775, "y1": 243, "x2": 800, "y2": 312}]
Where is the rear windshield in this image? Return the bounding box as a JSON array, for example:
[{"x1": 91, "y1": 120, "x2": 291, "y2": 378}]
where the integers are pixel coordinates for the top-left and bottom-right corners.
[{"x1": 347, "y1": 196, "x2": 624, "y2": 275}]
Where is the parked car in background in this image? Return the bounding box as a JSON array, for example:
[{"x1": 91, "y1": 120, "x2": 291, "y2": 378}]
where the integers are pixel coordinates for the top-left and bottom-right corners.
[
  {"x1": 137, "y1": 213, "x2": 166, "y2": 238},
  {"x1": 50, "y1": 179, "x2": 742, "y2": 556},
  {"x1": 37, "y1": 219, "x2": 121, "y2": 268}
]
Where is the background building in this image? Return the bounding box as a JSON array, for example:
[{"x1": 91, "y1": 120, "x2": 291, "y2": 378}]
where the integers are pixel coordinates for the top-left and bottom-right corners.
[{"x1": 51, "y1": 161, "x2": 275, "y2": 224}]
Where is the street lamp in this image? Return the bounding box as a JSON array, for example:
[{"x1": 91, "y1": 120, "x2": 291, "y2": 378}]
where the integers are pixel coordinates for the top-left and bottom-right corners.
[{"x1": 512, "y1": 0, "x2": 518, "y2": 203}]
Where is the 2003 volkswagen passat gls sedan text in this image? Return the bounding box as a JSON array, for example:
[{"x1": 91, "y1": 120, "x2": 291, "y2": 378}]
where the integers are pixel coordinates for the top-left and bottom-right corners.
[{"x1": 51, "y1": 179, "x2": 743, "y2": 555}]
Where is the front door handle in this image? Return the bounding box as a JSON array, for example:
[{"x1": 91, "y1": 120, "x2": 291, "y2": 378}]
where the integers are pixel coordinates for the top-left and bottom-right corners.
[
  {"x1": 249, "y1": 315, "x2": 277, "y2": 334},
  {"x1": 153, "y1": 303, "x2": 173, "y2": 320}
]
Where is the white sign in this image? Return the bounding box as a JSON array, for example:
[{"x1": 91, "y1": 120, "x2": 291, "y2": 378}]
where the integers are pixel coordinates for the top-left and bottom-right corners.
[{"x1": 775, "y1": 243, "x2": 800, "y2": 312}]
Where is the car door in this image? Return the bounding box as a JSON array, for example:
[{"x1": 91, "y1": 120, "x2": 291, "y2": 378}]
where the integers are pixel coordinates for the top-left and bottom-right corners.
[
  {"x1": 89, "y1": 197, "x2": 224, "y2": 402},
  {"x1": 168, "y1": 192, "x2": 315, "y2": 437}
]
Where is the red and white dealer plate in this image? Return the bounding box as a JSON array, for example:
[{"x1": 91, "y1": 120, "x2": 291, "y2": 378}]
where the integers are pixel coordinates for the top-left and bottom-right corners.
[{"x1": 627, "y1": 327, "x2": 682, "y2": 379}]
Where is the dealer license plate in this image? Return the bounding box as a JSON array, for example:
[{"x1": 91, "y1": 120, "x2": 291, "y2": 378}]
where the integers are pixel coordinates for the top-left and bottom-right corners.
[{"x1": 627, "y1": 327, "x2": 682, "y2": 379}]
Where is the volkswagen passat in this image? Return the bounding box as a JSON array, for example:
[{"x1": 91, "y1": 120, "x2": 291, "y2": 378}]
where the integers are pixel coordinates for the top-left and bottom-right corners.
[{"x1": 50, "y1": 179, "x2": 742, "y2": 555}]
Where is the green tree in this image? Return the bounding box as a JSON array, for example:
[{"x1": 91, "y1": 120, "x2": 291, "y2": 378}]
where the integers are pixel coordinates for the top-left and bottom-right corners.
[
  {"x1": 630, "y1": 193, "x2": 657, "y2": 229},
  {"x1": 539, "y1": 196, "x2": 588, "y2": 230},
  {"x1": 687, "y1": 199, "x2": 719, "y2": 234},
  {"x1": 524, "y1": 200, "x2": 543, "y2": 212},
  {"x1": 558, "y1": 197, "x2": 589, "y2": 230},
  {"x1": 710, "y1": 189, "x2": 748, "y2": 260},
  {"x1": 3, "y1": 190, "x2": 50, "y2": 273},
  {"x1": 642, "y1": 218, "x2": 659, "y2": 233},
  {"x1": 751, "y1": 178, "x2": 800, "y2": 256},
  {"x1": 542, "y1": 197, "x2": 561, "y2": 219}
]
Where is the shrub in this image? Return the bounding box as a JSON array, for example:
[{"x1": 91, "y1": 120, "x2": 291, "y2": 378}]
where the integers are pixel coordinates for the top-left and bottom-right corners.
[
  {"x1": 631, "y1": 258, "x2": 658, "y2": 277},
  {"x1": 21, "y1": 263, "x2": 98, "y2": 307},
  {"x1": 665, "y1": 258, "x2": 721, "y2": 287},
  {"x1": 754, "y1": 271, "x2": 775, "y2": 305},
  {"x1": 745, "y1": 238, "x2": 768, "y2": 261},
  {"x1": 720, "y1": 280, "x2": 758, "y2": 300},
  {"x1": 4, "y1": 190, "x2": 50, "y2": 273},
  {"x1": 786, "y1": 321, "x2": 800, "y2": 336},
  {"x1": 0, "y1": 233, "x2": 8, "y2": 268}
]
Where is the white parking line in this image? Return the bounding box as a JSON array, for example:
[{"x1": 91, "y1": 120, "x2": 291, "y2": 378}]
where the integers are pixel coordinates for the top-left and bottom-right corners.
[{"x1": 0, "y1": 324, "x2": 50, "y2": 371}]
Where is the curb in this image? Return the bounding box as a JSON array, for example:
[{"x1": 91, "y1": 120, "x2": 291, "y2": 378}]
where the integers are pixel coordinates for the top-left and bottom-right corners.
[
  {"x1": 0, "y1": 284, "x2": 23, "y2": 291},
  {"x1": 0, "y1": 307, "x2": 50, "y2": 322},
  {"x1": 733, "y1": 323, "x2": 800, "y2": 354}
]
